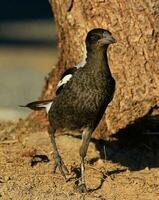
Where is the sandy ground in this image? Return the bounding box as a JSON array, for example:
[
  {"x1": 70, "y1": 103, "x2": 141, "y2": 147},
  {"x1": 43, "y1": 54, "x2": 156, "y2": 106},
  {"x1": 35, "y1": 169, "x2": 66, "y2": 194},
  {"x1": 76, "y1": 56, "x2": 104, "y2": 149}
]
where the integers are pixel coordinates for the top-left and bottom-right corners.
[{"x1": 0, "y1": 120, "x2": 159, "y2": 200}]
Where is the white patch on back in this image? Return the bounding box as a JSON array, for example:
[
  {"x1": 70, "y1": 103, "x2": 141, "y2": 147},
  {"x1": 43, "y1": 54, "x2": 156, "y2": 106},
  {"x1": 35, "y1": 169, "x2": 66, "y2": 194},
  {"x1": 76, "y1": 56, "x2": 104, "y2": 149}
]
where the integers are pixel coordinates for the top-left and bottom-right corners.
[
  {"x1": 56, "y1": 45, "x2": 87, "y2": 91},
  {"x1": 57, "y1": 74, "x2": 72, "y2": 89}
]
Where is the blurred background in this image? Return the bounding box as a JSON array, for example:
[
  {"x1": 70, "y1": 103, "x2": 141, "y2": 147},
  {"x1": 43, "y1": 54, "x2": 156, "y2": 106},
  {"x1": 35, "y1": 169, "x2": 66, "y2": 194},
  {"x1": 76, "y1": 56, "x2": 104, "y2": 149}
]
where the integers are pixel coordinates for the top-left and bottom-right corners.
[{"x1": 0, "y1": 0, "x2": 58, "y2": 121}]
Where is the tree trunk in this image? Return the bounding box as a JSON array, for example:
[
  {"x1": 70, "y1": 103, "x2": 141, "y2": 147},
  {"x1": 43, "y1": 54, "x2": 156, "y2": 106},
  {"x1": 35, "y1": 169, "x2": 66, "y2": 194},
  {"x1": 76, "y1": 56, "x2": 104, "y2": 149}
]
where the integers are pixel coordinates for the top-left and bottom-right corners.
[{"x1": 31, "y1": 0, "x2": 159, "y2": 139}]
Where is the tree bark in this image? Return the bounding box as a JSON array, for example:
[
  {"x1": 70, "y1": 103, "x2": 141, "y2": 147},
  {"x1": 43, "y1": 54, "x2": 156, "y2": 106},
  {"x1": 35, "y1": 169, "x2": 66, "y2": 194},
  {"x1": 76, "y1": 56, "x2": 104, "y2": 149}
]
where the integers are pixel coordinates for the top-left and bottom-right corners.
[{"x1": 31, "y1": 0, "x2": 159, "y2": 138}]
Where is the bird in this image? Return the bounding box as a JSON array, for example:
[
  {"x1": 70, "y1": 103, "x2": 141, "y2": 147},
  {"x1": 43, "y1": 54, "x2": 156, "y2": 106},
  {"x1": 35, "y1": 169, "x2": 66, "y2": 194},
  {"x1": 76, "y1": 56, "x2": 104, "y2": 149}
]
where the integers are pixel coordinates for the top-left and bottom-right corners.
[{"x1": 21, "y1": 28, "x2": 116, "y2": 192}]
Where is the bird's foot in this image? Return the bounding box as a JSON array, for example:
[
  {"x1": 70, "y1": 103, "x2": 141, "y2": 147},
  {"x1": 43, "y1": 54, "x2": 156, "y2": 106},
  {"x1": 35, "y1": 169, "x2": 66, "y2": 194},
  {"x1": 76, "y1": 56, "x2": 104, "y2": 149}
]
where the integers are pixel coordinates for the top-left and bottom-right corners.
[
  {"x1": 78, "y1": 183, "x2": 87, "y2": 193},
  {"x1": 53, "y1": 155, "x2": 69, "y2": 181}
]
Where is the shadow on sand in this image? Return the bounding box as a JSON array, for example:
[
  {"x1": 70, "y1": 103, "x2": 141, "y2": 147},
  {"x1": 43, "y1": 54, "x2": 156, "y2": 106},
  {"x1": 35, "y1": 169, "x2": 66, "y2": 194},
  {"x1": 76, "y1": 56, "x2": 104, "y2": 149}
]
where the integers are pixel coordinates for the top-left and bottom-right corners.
[{"x1": 94, "y1": 113, "x2": 159, "y2": 171}]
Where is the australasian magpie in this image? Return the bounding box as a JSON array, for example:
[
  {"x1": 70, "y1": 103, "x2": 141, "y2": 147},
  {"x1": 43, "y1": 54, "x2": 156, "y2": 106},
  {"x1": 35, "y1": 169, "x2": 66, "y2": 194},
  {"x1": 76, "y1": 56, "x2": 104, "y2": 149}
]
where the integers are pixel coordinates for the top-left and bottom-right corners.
[{"x1": 21, "y1": 28, "x2": 116, "y2": 192}]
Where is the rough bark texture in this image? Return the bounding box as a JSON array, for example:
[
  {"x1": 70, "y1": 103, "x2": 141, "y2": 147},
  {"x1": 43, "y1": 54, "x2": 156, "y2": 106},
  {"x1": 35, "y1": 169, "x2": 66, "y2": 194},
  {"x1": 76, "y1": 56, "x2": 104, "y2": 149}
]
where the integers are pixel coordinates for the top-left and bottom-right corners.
[{"x1": 31, "y1": 0, "x2": 159, "y2": 138}]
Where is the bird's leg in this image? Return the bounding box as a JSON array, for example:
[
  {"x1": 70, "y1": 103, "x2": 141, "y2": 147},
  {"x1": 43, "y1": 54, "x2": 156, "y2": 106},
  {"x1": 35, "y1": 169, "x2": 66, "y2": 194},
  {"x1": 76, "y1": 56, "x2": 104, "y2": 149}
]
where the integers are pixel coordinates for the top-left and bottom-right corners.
[
  {"x1": 79, "y1": 128, "x2": 92, "y2": 193},
  {"x1": 48, "y1": 125, "x2": 69, "y2": 180}
]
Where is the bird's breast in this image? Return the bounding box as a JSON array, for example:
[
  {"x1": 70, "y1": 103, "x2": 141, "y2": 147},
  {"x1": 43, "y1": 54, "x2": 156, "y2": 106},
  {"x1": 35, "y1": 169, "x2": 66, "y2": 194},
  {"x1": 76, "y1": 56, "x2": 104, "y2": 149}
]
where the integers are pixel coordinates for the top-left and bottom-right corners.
[{"x1": 49, "y1": 68, "x2": 115, "y2": 130}]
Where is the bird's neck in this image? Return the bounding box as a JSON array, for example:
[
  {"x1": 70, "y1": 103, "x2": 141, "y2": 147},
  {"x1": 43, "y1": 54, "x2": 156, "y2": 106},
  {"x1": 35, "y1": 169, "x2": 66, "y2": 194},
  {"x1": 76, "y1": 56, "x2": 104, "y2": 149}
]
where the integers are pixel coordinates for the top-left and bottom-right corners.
[{"x1": 86, "y1": 47, "x2": 111, "y2": 75}]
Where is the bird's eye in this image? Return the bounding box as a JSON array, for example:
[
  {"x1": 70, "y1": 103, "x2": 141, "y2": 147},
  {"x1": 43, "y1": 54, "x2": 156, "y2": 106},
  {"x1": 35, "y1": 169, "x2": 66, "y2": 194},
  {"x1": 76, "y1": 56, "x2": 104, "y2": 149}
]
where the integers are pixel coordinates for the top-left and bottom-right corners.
[
  {"x1": 103, "y1": 31, "x2": 111, "y2": 38},
  {"x1": 90, "y1": 34, "x2": 100, "y2": 41}
]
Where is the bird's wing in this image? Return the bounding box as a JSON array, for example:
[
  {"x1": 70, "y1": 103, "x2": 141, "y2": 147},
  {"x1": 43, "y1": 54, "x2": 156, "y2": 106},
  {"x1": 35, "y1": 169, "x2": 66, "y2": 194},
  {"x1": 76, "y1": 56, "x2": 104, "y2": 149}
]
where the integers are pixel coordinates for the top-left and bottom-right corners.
[
  {"x1": 56, "y1": 67, "x2": 78, "y2": 95},
  {"x1": 56, "y1": 47, "x2": 87, "y2": 95}
]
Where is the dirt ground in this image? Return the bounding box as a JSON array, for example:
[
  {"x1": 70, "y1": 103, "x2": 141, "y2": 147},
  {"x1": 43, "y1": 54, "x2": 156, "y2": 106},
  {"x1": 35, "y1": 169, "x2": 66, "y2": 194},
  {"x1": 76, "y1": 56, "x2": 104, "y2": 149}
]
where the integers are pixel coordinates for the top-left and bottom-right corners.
[{"x1": 0, "y1": 120, "x2": 159, "y2": 200}]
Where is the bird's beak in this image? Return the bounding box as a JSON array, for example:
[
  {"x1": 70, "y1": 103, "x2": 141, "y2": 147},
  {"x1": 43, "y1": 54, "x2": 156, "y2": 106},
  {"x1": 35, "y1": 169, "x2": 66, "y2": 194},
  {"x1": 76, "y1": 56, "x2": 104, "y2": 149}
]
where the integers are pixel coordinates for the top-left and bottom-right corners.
[
  {"x1": 98, "y1": 35, "x2": 117, "y2": 45},
  {"x1": 108, "y1": 35, "x2": 117, "y2": 43}
]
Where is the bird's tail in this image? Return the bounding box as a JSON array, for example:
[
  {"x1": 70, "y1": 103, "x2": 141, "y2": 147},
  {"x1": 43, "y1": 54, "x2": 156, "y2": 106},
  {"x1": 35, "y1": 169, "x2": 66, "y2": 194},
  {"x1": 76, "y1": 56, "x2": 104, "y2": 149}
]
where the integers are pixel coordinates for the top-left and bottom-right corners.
[{"x1": 19, "y1": 99, "x2": 53, "y2": 113}]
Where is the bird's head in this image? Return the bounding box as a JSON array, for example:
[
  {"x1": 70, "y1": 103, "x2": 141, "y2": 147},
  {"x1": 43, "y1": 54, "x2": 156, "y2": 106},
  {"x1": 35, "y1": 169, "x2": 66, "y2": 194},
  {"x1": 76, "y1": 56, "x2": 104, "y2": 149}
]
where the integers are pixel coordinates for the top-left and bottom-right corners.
[{"x1": 85, "y1": 28, "x2": 116, "y2": 51}]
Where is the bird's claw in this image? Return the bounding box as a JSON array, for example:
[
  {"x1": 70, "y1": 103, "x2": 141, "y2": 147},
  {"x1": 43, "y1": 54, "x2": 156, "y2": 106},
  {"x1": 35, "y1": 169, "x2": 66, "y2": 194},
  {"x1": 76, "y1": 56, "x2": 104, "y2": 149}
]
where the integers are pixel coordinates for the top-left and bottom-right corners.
[{"x1": 53, "y1": 156, "x2": 69, "y2": 181}]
